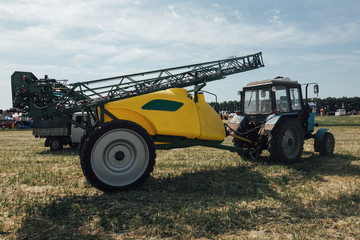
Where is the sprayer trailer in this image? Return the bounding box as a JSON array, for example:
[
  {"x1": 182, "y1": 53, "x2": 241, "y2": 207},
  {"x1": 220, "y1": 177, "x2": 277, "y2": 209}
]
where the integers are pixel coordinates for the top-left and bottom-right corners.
[
  {"x1": 11, "y1": 52, "x2": 334, "y2": 193},
  {"x1": 12, "y1": 53, "x2": 265, "y2": 192}
]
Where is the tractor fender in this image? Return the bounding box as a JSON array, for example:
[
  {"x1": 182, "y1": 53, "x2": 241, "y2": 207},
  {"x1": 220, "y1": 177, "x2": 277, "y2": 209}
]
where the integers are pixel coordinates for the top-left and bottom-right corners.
[
  {"x1": 314, "y1": 128, "x2": 329, "y2": 142},
  {"x1": 263, "y1": 113, "x2": 298, "y2": 133},
  {"x1": 307, "y1": 112, "x2": 315, "y2": 131}
]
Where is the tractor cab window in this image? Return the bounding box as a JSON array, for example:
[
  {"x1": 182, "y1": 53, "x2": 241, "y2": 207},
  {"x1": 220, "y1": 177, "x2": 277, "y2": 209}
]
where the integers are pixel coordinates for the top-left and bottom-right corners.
[
  {"x1": 275, "y1": 86, "x2": 290, "y2": 112},
  {"x1": 244, "y1": 89, "x2": 271, "y2": 114},
  {"x1": 290, "y1": 87, "x2": 302, "y2": 110}
]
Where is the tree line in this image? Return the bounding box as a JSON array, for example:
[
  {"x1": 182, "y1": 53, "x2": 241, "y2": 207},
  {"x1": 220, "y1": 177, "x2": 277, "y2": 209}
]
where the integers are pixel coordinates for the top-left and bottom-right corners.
[
  {"x1": 311, "y1": 97, "x2": 360, "y2": 113},
  {"x1": 209, "y1": 97, "x2": 360, "y2": 114}
]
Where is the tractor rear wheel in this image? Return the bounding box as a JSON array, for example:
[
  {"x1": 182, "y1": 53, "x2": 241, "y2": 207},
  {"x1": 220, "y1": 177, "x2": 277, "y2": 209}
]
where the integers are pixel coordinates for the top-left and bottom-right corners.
[
  {"x1": 80, "y1": 120, "x2": 156, "y2": 193},
  {"x1": 268, "y1": 119, "x2": 304, "y2": 164}
]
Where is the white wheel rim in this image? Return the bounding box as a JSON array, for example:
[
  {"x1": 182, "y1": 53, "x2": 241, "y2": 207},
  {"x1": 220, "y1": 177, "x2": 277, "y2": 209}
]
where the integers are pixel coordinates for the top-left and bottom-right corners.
[{"x1": 91, "y1": 128, "x2": 149, "y2": 187}]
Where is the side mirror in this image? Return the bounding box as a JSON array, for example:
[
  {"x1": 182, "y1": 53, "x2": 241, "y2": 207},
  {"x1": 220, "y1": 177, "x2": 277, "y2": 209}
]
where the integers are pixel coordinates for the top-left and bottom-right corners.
[
  {"x1": 314, "y1": 84, "x2": 319, "y2": 94},
  {"x1": 237, "y1": 91, "x2": 243, "y2": 110},
  {"x1": 237, "y1": 90, "x2": 243, "y2": 100}
]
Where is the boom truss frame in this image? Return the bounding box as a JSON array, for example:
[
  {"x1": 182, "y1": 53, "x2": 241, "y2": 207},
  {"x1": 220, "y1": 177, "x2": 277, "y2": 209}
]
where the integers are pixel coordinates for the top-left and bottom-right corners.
[{"x1": 11, "y1": 52, "x2": 264, "y2": 131}]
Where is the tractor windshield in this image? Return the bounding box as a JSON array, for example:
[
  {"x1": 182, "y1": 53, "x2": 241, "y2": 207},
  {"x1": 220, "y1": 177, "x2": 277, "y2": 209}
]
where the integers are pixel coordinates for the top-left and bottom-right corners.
[{"x1": 244, "y1": 89, "x2": 271, "y2": 114}]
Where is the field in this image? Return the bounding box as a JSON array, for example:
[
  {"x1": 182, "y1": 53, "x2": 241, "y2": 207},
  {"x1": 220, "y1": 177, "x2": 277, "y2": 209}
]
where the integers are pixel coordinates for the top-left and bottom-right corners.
[{"x1": 0, "y1": 116, "x2": 359, "y2": 239}]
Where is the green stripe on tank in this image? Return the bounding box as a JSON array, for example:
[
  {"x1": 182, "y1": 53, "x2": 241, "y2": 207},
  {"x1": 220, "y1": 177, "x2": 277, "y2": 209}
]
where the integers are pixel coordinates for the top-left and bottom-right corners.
[{"x1": 142, "y1": 99, "x2": 184, "y2": 111}]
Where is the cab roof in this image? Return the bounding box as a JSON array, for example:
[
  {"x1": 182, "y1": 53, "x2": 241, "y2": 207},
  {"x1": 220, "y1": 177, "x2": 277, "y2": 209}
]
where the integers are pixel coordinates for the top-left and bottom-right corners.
[{"x1": 244, "y1": 77, "x2": 299, "y2": 88}]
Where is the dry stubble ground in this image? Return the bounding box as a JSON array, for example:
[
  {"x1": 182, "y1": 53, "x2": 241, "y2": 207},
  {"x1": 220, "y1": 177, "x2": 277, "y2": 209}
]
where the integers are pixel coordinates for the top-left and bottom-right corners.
[{"x1": 0, "y1": 117, "x2": 359, "y2": 239}]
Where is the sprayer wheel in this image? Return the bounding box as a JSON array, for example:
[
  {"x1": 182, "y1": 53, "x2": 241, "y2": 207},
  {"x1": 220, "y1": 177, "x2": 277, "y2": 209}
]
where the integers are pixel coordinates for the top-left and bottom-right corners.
[{"x1": 80, "y1": 120, "x2": 156, "y2": 192}]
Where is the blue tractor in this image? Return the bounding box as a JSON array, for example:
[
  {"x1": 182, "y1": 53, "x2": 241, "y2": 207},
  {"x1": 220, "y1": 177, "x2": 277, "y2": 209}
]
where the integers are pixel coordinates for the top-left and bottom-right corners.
[{"x1": 230, "y1": 76, "x2": 335, "y2": 164}]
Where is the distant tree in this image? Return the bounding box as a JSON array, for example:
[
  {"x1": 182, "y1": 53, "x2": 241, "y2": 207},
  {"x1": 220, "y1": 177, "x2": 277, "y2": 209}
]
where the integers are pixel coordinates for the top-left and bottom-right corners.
[
  {"x1": 209, "y1": 102, "x2": 220, "y2": 113},
  {"x1": 312, "y1": 97, "x2": 360, "y2": 113}
]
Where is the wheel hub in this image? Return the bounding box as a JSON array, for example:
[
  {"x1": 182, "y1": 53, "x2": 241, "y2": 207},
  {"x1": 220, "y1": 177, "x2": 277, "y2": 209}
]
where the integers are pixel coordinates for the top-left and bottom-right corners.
[
  {"x1": 115, "y1": 151, "x2": 125, "y2": 161},
  {"x1": 106, "y1": 144, "x2": 132, "y2": 170},
  {"x1": 287, "y1": 138, "x2": 293, "y2": 147},
  {"x1": 283, "y1": 127, "x2": 300, "y2": 158}
]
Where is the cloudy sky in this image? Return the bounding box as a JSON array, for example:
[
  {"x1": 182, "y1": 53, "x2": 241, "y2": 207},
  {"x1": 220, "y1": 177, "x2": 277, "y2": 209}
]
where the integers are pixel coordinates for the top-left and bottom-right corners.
[{"x1": 1, "y1": 0, "x2": 359, "y2": 110}]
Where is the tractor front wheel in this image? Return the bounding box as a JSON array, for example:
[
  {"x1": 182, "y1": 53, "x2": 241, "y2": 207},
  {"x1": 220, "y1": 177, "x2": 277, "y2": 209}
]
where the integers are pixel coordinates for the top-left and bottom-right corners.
[
  {"x1": 315, "y1": 132, "x2": 335, "y2": 156},
  {"x1": 268, "y1": 119, "x2": 304, "y2": 164},
  {"x1": 80, "y1": 120, "x2": 156, "y2": 193}
]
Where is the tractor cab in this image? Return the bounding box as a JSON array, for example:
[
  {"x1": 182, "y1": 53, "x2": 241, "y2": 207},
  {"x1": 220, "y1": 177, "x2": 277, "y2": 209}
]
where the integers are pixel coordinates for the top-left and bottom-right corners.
[{"x1": 240, "y1": 77, "x2": 304, "y2": 125}]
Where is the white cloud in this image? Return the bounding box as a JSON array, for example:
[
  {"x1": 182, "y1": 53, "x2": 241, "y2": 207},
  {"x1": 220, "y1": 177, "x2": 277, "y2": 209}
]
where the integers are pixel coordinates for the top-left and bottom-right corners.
[
  {"x1": 293, "y1": 53, "x2": 360, "y2": 68},
  {"x1": 169, "y1": 5, "x2": 179, "y2": 18},
  {"x1": 269, "y1": 8, "x2": 282, "y2": 24},
  {"x1": 214, "y1": 16, "x2": 227, "y2": 24},
  {"x1": 1, "y1": 0, "x2": 357, "y2": 61},
  {"x1": 212, "y1": 3, "x2": 220, "y2": 8},
  {"x1": 0, "y1": 0, "x2": 359, "y2": 109},
  {"x1": 232, "y1": 10, "x2": 243, "y2": 20}
]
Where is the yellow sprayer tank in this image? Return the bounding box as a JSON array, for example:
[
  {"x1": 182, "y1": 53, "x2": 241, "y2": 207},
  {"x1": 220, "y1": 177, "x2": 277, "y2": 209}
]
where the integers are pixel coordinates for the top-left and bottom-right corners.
[{"x1": 101, "y1": 88, "x2": 226, "y2": 142}]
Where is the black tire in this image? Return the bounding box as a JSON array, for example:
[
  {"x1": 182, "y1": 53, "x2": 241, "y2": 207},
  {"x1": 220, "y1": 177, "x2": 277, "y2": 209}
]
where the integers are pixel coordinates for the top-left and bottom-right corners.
[
  {"x1": 79, "y1": 131, "x2": 90, "y2": 155},
  {"x1": 268, "y1": 118, "x2": 304, "y2": 164},
  {"x1": 49, "y1": 137, "x2": 63, "y2": 151},
  {"x1": 80, "y1": 120, "x2": 156, "y2": 193},
  {"x1": 315, "y1": 132, "x2": 335, "y2": 156}
]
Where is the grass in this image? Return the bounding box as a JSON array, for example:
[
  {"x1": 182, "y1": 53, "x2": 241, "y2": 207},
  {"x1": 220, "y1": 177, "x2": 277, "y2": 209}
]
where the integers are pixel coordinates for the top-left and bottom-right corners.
[
  {"x1": 315, "y1": 115, "x2": 360, "y2": 126},
  {"x1": 0, "y1": 116, "x2": 360, "y2": 239}
]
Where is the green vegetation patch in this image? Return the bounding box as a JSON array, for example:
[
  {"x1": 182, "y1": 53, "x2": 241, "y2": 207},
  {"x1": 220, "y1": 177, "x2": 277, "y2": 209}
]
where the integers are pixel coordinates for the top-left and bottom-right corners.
[{"x1": 315, "y1": 115, "x2": 360, "y2": 126}]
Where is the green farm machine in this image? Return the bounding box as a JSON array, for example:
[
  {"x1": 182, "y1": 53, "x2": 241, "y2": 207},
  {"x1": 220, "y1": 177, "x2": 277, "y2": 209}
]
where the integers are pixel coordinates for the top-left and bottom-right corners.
[{"x1": 11, "y1": 52, "x2": 334, "y2": 192}]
